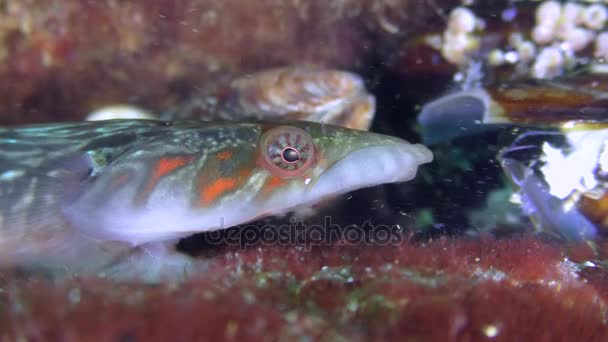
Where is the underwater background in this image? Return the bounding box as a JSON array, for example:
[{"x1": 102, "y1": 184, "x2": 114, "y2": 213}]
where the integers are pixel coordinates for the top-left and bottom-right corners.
[{"x1": 2, "y1": 0, "x2": 608, "y2": 340}]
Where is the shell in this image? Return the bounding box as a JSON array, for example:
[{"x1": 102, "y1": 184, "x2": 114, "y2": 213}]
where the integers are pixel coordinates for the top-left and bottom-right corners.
[{"x1": 418, "y1": 69, "x2": 608, "y2": 240}]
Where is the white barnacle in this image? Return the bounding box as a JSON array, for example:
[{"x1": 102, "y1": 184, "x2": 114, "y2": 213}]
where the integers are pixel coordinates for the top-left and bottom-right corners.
[
  {"x1": 487, "y1": 49, "x2": 505, "y2": 66},
  {"x1": 583, "y1": 4, "x2": 607, "y2": 31},
  {"x1": 532, "y1": 24, "x2": 556, "y2": 45},
  {"x1": 517, "y1": 41, "x2": 537, "y2": 63},
  {"x1": 532, "y1": 1, "x2": 562, "y2": 45},
  {"x1": 448, "y1": 7, "x2": 477, "y2": 34},
  {"x1": 536, "y1": 1, "x2": 561, "y2": 28},
  {"x1": 594, "y1": 31, "x2": 608, "y2": 60},
  {"x1": 441, "y1": 32, "x2": 479, "y2": 65},
  {"x1": 562, "y1": 26, "x2": 595, "y2": 52},
  {"x1": 435, "y1": 6, "x2": 481, "y2": 66},
  {"x1": 531, "y1": 46, "x2": 564, "y2": 79},
  {"x1": 562, "y1": 2, "x2": 584, "y2": 26}
]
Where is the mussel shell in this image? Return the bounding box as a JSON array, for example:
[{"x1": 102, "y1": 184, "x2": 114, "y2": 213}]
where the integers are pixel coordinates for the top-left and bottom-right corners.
[
  {"x1": 419, "y1": 72, "x2": 608, "y2": 145},
  {"x1": 498, "y1": 127, "x2": 608, "y2": 240}
]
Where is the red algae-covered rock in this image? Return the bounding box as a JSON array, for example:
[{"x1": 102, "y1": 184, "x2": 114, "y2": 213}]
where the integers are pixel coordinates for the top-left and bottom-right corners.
[
  {"x1": 2, "y1": 236, "x2": 608, "y2": 341},
  {"x1": 0, "y1": 0, "x2": 452, "y2": 125}
]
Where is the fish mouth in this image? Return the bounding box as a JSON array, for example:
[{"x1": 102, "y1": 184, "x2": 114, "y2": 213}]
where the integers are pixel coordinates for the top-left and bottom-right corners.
[{"x1": 306, "y1": 142, "x2": 433, "y2": 200}]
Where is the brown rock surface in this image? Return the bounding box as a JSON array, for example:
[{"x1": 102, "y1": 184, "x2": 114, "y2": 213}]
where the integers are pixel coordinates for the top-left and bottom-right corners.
[
  {"x1": 1, "y1": 236, "x2": 607, "y2": 341},
  {"x1": 0, "y1": 0, "x2": 454, "y2": 124}
]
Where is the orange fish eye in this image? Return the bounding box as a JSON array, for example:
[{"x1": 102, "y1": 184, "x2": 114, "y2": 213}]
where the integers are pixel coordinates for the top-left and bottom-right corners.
[{"x1": 260, "y1": 126, "x2": 316, "y2": 178}]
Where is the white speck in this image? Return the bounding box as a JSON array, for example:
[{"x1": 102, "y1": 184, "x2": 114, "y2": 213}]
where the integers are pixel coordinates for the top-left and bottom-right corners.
[
  {"x1": 510, "y1": 192, "x2": 523, "y2": 205},
  {"x1": 504, "y1": 51, "x2": 519, "y2": 64},
  {"x1": 304, "y1": 178, "x2": 312, "y2": 185},
  {"x1": 68, "y1": 287, "x2": 81, "y2": 304},
  {"x1": 0, "y1": 170, "x2": 24, "y2": 181},
  {"x1": 559, "y1": 41, "x2": 573, "y2": 53},
  {"x1": 562, "y1": 121, "x2": 577, "y2": 129},
  {"x1": 424, "y1": 34, "x2": 443, "y2": 50},
  {"x1": 482, "y1": 324, "x2": 499, "y2": 338},
  {"x1": 86, "y1": 105, "x2": 156, "y2": 121},
  {"x1": 378, "y1": 14, "x2": 400, "y2": 34},
  {"x1": 583, "y1": 260, "x2": 597, "y2": 268}
]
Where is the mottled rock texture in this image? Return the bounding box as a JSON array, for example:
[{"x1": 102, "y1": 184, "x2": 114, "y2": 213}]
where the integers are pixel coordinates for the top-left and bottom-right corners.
[
  {"x1": 1, "y1": 237, "x2": 607, "y2": 341},
  {"x1": 0, "y1": 0, "x2": 454, "y2": 124}
]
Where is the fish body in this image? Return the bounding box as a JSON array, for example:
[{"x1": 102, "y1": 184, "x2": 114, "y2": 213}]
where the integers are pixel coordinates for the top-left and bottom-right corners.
[{"x1": 0, "y1": 119, "x2": 432, "y2": 279}]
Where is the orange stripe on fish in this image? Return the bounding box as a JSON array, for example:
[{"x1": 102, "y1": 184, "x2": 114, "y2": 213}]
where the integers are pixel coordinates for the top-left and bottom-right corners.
[
  {"x1": 137, "y1": 156, "x2": 193, "y2": 203},
  {"x1": 110, "y1": 172, "x2": 131, "y2": 191},
  {"x1": 197, "y1": 167, "x2": 254, "y2": 206},
  {"x1": 154, "y1": 156, "x2": 193, "y2": 180},
  {"x1": 217, "y1": 150, "x2": 233, "y2": 160},
  {"x1": 262, "y1": 175, "x2": 287, "y2": 194},
  {"x1": 199, "y1": 177, "x2": 237, "y2": 206}
]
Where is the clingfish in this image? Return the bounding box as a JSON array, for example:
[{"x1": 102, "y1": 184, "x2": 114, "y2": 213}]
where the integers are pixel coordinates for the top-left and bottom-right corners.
[{"x1": 0, "y1": 119, "x2": 432, "y2": 281}]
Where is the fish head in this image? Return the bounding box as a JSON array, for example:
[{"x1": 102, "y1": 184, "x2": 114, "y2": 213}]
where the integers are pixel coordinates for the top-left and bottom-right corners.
[
  {"x1": 251, "y1": 121, "x2": 433, "y2": 206},
  {"x1": 63, "y1": 120, "x2": 432, "y2": 244}
]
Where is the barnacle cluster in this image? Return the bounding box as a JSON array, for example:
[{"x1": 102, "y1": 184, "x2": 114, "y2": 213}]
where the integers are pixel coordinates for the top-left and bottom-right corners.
[
  {"x1": 527, "y1": 1, "x2": 607, "y2": 78},
  {"x1": 429, "y1": 1, "x2": 608, "y2": 80},
  {"x1": 431, "y1": 7, "x2": 483, "y2": 65}
]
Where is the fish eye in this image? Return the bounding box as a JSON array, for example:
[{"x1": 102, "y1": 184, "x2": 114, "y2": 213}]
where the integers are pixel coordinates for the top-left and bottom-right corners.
[
  {"x1": 260, "y1": 126, "x2": 316, "y2": 177},
  {"x1": 282, "y1": 147, "x2": 300, "y2": 163}
]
